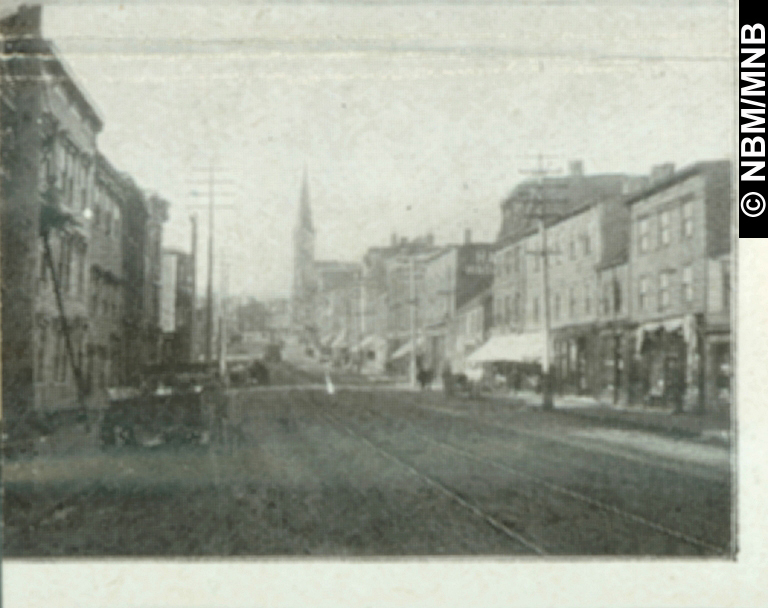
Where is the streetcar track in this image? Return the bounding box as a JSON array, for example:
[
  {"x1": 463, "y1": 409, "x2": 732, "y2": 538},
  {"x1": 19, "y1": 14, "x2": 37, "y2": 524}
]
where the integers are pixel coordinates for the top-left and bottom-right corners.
[
  {"x1": 354, "y1": 402, "x2": 729, "y2": 556},
  {"x1": 319, "y1": 408, "x2": 548, "y2": 555}
]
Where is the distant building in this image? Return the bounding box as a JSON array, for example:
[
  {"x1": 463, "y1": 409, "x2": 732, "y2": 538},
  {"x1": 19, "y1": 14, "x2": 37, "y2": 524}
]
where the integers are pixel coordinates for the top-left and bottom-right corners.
[
  {"x1": 422, "y1": 230, "x2": 495, "y2": 373},
  {"x1": 160, "y1": 249, "x2": 195, "y2": 363}
]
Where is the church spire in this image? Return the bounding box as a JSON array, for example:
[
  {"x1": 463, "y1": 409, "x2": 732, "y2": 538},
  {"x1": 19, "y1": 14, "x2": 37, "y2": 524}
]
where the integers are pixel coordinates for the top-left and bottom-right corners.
[{"x1": 298, "y1": 165, "x2": 313, "y2": 233}]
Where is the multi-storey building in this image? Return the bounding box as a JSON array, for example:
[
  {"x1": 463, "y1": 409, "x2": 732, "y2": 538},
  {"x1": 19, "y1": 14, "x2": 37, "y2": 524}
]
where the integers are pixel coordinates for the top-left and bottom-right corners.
[
  {"x1": 88, "y1": 152, "x2": 125, "y2": 394},
  {"x1": 449, "y1": 287, "x2": 493, "y2": 376},
  {"x1": 160, "y1": 249, "x2": 196, "y2": 364},
  {"x1": 421, "y1": 231, "x2": 494, "y2": 373},
  {"x1": 626, "y1": 160, "x2": 731, "y2": 412},
  {"x1": 1, "y1": 6, "x2": 103, "y2": 426},
  {"x1": 359, "y1": 234, "x2": 440, "y2": 373}
]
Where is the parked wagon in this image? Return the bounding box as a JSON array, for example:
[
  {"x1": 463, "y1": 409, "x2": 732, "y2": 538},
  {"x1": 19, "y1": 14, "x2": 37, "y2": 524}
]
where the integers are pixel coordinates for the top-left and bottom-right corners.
[{"x1": 101, "y1": 363, "x2": 222, "y2": 447}]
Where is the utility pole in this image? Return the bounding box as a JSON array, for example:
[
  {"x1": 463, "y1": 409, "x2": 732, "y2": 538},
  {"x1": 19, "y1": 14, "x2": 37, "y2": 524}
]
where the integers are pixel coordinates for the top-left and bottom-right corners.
[
  {"x1": 206, "y1": 166, "x2": 214, "y2": 364},
  {"x1": 190, "y1": 214, "x2": 198, "y2": 363},
  {"x1": 187, "y1": 163, "x2": 237, "y2": 366},
  {"x1": 409, "y1": 254, "x2": 418, "y2": 388},
  {"x1": 520, "y1": 154, "x2": 567, "y2": 411}
]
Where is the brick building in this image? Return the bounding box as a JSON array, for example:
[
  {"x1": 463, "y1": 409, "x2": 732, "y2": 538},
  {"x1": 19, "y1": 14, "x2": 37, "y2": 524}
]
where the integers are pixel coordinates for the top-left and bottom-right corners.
[
  {"x1": 421, "y1": 231, "x2": 494, "y2": 373},
  {"x1": 626, "y1": 161, "x2": 732, "y2": 412},
  {"x1": 1, "y1": 6, "x2": 103, "y2": 426}
]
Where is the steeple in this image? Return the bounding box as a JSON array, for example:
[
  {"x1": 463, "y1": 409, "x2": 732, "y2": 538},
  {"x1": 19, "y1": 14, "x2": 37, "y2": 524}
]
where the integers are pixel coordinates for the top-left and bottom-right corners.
[{"x1": 297, "y1": 166, "x2": 313, "y2": 233}]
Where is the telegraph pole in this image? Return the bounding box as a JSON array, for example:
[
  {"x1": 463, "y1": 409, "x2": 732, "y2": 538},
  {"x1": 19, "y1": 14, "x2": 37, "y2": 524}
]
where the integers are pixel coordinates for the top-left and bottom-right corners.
[
  {"x1": 187, "y1": 163, "x2": 237, "y2": 366},
  {"x1": 520, "y1": 154, "x2": 566, "y2": 410},
  {"x1": 190, "y1": 214, "x2": 198, "y2": 363},
  {"x1": 409, "y1": 254, "x2": 418, "y2": 388}
]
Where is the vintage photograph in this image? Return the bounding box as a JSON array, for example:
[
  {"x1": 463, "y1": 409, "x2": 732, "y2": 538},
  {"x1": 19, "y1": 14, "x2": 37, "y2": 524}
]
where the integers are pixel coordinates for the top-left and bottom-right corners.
[{"x1": 1, "y1": 0, "x2": 734, "y2": 562}]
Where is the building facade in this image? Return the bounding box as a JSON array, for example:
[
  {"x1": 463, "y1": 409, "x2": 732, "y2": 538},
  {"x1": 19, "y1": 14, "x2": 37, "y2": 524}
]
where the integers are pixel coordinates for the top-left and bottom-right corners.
[
  {"x1": 626, "y1": 161, "x2": 731, "y2": 412},
  {"x1": 422, "y1": 233, "x2": 494, "y2": 373},
  {"x1": 88, "y1": 152, "x2": 125, "y2": 395},
  {"x1": 1, "y1": 6, "x2": 103, "y2": 426},
  {"x1": 160, "y1": 249, "x2": 196, "y2": 364}
]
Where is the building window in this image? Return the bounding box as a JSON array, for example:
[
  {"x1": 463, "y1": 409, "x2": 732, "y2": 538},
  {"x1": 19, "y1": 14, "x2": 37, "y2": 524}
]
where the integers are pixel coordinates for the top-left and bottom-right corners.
[
  {"x1": 514, "y1": 292, "x2": 521, "y2": 322},
  {"x1": 505, "y1": 296, "x2": 511, "y2": 324},
  {"x1": 505, "y1": 251, "x2": 512, "y2": 276},
  {"x1": 639, "y1": 217, "x2": 650, "y2": 253},
  {"x1": 569, "y1": 238, "x2": 576, "y2": 260},
  {"x1": 614, "y1": 278, "x2": 622, "y2": 314},
  {"x1": 569, "y1": 286, "x2": 577, "y2": 319},
  {"x1": 682, "y1": 265, "x2": 693, "y2": 304},
  {"x1": 533, "y1": 251, "x2": 540, "y2": 272},
  {"x1": 722, "y1": 260, "x2": 730, "y2": 310},
  {"x1": 659, "y1": 271, "x2": 671, "y2": 311},
  {"x1": 639, "y1": 275, "x2": 650, "y2": 312},
  {"x1": 585, "y1": 285, "x2": 592, "y2": 315},
  {"x1": 554, "y1": 292, "x2": 561, "y2": 321},
  {"x1": 682, "y1": 200, "x2": 694, "y2": 238},
  {"x1": 583, "y1": 233, "x2": 591, "y2": 255},
  {"x1": 514, "y1": 247, "x2": 521, "y2": 272},
  {"x1": 532, "y1": 296, "x2": 540, "y2": 323},
  {"x1": 659, "y1": 210, "x2": 671, "y2": 246}
]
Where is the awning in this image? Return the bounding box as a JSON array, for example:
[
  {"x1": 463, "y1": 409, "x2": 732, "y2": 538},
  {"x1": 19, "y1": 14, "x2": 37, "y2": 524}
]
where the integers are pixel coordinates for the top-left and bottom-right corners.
[
  {"x1": 467, "y1": 332, "x2": 546, "y2": 364},
  {"x1": 331, "y1": 330, "x2": 347, "y2": 349},
  {"x1": 359, "y1": 334, "x2": 386, "y2": 350},
  {"x1": 635, "y1": 315, "x2": 696, "y2": 354},
  {"x1": 390, "y1": 337, "x2": 424, "y2": 361}
]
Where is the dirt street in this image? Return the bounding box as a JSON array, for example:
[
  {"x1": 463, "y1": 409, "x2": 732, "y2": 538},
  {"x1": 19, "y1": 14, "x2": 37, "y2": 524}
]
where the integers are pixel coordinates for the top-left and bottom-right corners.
[{"x1": 4, "y1": 375, "x2": 732, "y2": 556}]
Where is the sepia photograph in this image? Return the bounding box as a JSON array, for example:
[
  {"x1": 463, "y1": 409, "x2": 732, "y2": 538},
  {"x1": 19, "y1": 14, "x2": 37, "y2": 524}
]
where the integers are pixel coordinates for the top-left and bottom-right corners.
[{"x1": 0, "y1": 0, "x2": 752, "y2": 604}]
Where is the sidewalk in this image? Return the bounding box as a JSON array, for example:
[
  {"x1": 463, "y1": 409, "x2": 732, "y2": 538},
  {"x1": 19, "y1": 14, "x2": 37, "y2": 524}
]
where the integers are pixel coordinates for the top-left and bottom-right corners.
[{"x1": 510, "y1": 390, "x2": 732, "y2": 446}]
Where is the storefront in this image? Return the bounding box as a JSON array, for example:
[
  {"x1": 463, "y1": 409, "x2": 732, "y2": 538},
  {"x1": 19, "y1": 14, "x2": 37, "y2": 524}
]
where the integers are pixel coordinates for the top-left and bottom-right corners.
[
  {"x1": 552, "y1": 327, "x2": 600, "y2": 397},
  {"x1": 632, "y1": 315, "x2": 698, "y2": 411}
]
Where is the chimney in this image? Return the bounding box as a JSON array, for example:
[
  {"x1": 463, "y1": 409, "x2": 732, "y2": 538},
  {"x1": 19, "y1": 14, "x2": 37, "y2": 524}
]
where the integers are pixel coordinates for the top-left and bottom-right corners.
[
  {"x1": 569, "y1": 160, "x2": 584, "y2": 177},
  {"x1": 650, "y1": 163, "x2": 675, "y2": 184},
  {"x1": 464, "y1": 229, "x2": 472, "y2": 244}
]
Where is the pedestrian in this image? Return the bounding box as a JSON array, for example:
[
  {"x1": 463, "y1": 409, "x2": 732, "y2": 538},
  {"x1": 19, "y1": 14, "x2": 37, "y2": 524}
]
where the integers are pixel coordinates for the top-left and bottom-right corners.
[{"x1": 442, "y1": 361, "x2": 453, "y2": 398}]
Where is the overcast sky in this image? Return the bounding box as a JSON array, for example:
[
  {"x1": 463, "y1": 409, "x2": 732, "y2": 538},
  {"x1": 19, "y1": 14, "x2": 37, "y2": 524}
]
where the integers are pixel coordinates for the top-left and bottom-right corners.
[{"x1": 42, "y1": 1, "x2": 733, "y2": 300}]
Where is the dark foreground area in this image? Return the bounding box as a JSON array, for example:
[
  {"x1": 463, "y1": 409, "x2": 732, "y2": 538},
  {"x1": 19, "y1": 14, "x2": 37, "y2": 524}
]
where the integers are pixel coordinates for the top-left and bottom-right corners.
[{"x1": 4, "y1": 369, "x2": 733, "y2": 557}]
